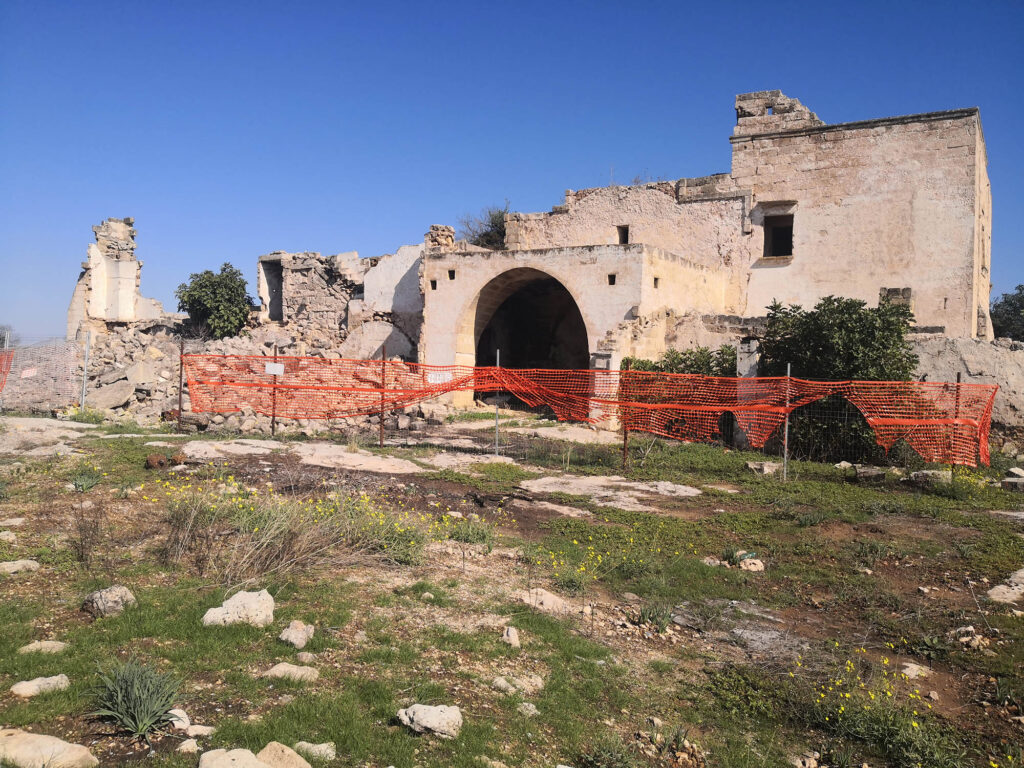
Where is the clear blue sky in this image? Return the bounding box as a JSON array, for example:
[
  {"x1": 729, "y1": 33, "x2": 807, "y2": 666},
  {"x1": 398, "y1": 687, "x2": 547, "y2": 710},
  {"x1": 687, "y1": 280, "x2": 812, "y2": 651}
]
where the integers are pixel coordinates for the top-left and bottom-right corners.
[{"x1": 2, "y1": 0, "x2": 1022, "y2": 339}]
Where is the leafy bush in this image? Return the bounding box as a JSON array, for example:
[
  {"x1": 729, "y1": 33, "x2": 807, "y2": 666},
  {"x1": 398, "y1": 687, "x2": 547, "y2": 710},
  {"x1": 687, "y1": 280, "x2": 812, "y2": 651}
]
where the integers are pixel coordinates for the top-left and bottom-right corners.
[
  {"x1": 990, "y1": 284, "x2": 1024, "y2": 340},
  {"x1": 457, "y1": 201, "x2": 510, "y2": 250},
  {"x1": 174, "y1": 263, "x2": 252, "y2": 339},
  {"x1": 67, "y1": 406, "x2": 105, "y2": 424},
  {"x1": 92, "y1": 659, "x2": 180, "y2": 743},
  {"x1": 625, "y1": 345, "x2": 737, "y2": 376}
]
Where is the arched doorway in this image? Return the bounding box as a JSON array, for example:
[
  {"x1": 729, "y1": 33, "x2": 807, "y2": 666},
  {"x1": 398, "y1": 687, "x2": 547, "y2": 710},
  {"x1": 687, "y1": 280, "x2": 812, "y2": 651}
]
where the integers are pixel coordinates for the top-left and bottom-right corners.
[{"x1": 472, "y1": 269, "x2": 590, "y2": 370}]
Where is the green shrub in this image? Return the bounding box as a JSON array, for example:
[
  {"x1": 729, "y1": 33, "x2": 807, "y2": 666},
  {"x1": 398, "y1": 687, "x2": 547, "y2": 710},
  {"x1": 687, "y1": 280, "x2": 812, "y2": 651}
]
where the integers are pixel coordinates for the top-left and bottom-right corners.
[
  {"x1": 175, "y1": 263, "x2": 252, "y2": 339},
  {"x1": 92, "y1": 659, "x2": 180, "y2": 743},
  {"x1": 576, "y1": 734, "x2": 638, "y2": 768},
  {"x1": 990, "y1": 284, "x2": 1024, "y2": 341},
  {"x1": 448, "y1": 519, "x2": 494, "y2": 548},
  {"x1": 71, "y1": 468, "x2": 101, "y2": 493},
  {"x1": 625, "y1": 345, "x2": 736, "y2": 376}
]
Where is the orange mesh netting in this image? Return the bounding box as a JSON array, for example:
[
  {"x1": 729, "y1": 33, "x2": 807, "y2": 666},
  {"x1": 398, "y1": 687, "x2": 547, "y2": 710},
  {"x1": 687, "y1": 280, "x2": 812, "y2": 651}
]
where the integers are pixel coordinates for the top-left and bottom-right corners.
[
  {"x1": 0, "y1": 350, "x2": 13, "y2": 394},
  {"x1": 182, "y1": 355, "x2": 997, "y2": 466}
]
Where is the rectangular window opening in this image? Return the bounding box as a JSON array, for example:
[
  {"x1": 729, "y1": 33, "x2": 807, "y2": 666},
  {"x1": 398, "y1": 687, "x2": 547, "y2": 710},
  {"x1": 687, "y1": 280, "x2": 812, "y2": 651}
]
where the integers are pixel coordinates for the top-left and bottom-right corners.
[
  {"x1": 766, "y1": 106, "x2": 774, "y2": 115},
  {"x1": 653, "y1": 277, "x2": 660, "y2": 289},
  {"x1": 447, "y1": 269, "x2": 456, "y2": 280},
  {"x1": 616, "y1": 225, "x2": 629, "y2": 245},
  {"x1": 607, "y1": 274, "x2": 616, "y2": 286},
  {"x1": 430, "y1": 279, "x2": 437, "y2": 291},
  {"x1": 764, "y1": 214, "x2": 794, "y2": 258}
]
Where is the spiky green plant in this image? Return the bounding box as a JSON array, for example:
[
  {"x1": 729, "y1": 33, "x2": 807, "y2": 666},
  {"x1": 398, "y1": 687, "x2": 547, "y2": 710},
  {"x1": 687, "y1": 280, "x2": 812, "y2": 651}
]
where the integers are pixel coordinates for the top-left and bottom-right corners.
[{"x1": 92, "y1": 659, "x2": 180, "y2": 743}]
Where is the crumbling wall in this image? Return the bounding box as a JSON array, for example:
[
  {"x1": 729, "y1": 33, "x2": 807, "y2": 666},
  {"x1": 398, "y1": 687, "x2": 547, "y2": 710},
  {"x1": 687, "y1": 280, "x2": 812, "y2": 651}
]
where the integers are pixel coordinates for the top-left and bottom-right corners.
[{"x1": 66, "y1": 217, "x2": 166, "y2": 341}]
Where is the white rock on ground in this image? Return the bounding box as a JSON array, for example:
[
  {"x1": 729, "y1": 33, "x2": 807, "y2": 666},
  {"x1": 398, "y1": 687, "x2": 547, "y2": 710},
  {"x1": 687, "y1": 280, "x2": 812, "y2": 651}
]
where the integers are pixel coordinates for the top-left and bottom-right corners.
[
  {"x1": 987, "y1": 567, "x2": 1024, "y2": 605},
  {"x1": 256, "y1": 742, "x2": 311, "y2": 768},
  {"x1": 1, "y1": 560, "x2": 40, "y2": 575},
  {"x1": 396, "y1": 704, "x2": 463, "y2": 739},
  {"x1": 515, "y1": 587, "x2": 572, "y2": 614},
  {"x1": 261, "y1": 663, "x2": 319, "y2": 683},
  {"x1": 492, "y1": 674, "x2": 544, "y2": 696},
  {"x1": 501, "y1": 626, "x2": 520, "y2": 648},
  {"x1": 0, "y1": 531, "x2": 16, "y2": 543},
  {"x1": 168, "y1": 708, "x2": 190, "y2": 730},
  {"x1": 901, "y1": 662, "x2": 931, "y2": 680},
  {"x1": 177, "y1": 739, "x2": 199, "y2": 754},
  {"x1": 517, "y1": 702, "x2": 539, "y2": 717},
  {"x1": 278, "y1": 620, "x2": 314, "y2": 649},
  {"x1": 186, "y1": 725, "x2": 215, "y2": 738},
  {"x1": 81, "y1": 585, "x2": 136, "y2": 618},
  {"x1": 10, "y1": 675, "x2": 71, "y2": 698},
  {"x1": 0, "y1": 517, "x2": 26, "y2": 527},
  {"x1": 0, "y1": 728, "x2": 98, "y2": 768},
  {"x1": 17, "y1": 641, "x2": 67, "y2": 654},
  {"x1": 293, "y1": 742, "x2": 336, "y2": 761},
  {"x1": 739, "y1": 558, "x2": 765, "y2": 572},
  {"x1": 296, "y1": 652, "x2": 316, "y2": 664},
  {"x1": 203, "y1": 590, "x2": 275, "y2": 627},
  {"x1": 199, "y1": 749, "x2": 272, "y2": 768}
]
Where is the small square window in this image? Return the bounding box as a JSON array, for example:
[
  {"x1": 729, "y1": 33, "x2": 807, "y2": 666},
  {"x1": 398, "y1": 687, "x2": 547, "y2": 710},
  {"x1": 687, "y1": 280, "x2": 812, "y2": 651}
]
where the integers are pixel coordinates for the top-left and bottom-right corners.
[
  {"x1": 607, "y1": 274, "x2": 616, "y2": 286},
  {"x1": 616, "y1": 225, "x2": 629, "y2": 245},
  {"x1": 764, "y1": 215, "x2": 794, "y2": 258},
  {"x1": 653, "y1": 277, "x2": 660, "y2": 289},
  {"x1": 448, "y1": 269, "x2": 456, "y2": 280},
  {"x1": 430, "y1": 279, "x2": 437, "y2": 291}
]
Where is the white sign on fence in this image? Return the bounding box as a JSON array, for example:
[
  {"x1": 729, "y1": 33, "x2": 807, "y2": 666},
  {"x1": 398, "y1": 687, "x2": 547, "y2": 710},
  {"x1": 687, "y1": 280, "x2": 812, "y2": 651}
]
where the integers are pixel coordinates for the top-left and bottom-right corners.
[
  {"x1": 427, "y1": 371, "x2": 453, "y2": 384},
  {"x1": 265, "y1": 362, "x2": 285, "y2": 376},
  {"x1": 20, "y1": 367, "x2": 37, "y2": 379}
]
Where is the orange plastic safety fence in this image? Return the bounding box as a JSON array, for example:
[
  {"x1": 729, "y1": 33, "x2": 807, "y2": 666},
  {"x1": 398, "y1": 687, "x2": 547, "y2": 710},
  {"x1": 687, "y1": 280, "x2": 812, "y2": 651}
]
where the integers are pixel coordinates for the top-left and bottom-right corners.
[
  {"x1": 0, "y1": 350, "x2": 13, "y2": 394},
  {"x1": 182, "y1": 355, "x2": 998, "y2": 466}
]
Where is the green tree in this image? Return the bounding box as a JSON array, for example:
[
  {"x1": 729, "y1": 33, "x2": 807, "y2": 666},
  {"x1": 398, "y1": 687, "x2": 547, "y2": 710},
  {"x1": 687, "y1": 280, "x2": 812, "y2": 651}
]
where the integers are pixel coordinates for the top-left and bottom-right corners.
[
  {"x1": 990, "y1": 284, "x2": 1024, "y2": 341},
  {"x1": 174, "y1": 263, "x2": 252, "y2": 339},
  {"x1": 626, "y1": 345, "x2": 737, "y2": 376},
  {"x1": 457, "y1": 201, "x2": 510, "y2": 250},
  {"x1": 759, "y1": 296, "x2": 917, "y2": 381}
]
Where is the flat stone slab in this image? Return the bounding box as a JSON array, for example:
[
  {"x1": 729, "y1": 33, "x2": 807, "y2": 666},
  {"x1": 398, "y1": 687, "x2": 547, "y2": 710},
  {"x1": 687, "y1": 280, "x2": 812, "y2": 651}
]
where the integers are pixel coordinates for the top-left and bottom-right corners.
[
  {"x1": 515, "y1": 587, "x2": 573, "y2": 615},
  {"x1": 11, "y1": 675, "x2": 70, "y2": 698},
  {"x1": 261, "y1": 663, "x2": 319, "y2": 683},
  {"x1": 199, "y1": 749, "x2": 271, "y2": 768},
  {"x1": 293, "y1": 743, "x2": 336, "y2": 761},
  {"x1": 0, "y1": 728, "x2": 98, "y2": 768},
  {"x1": 0, "y1": 530, "x2": 16, "y2": 543},
  {"x1": 1, "y1": 560, "x2": 40, "y2": 575},
  {"x1": 522, "y1": 474, "x2": 700, "y2": 512},
  {"x1": 397, "y1": 704, "x2": 463, "y2": 739},
  {"x1": 290, "y1": 443, "x2": 421, "y2": 474},
  {"x1": 0, "y1": 518, "x2": 26, "y2": 527},
  {"x1": 183, "y1": 440, "x2": 285, "y2": 462},
  {"x1": 988, "y1": 567, "x2": 1024, "y2": 604},
  {"x1": 256, "y1": 742, "x2": 311, "y2": 768},
  {"x1": 17, "y1": 641, "x2": 67, "y2": 655}
]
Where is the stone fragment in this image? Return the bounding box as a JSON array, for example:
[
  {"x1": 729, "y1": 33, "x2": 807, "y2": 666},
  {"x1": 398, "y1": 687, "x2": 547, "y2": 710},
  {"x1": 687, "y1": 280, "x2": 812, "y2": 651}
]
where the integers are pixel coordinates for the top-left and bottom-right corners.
[
  {"x1": 17, "y1": 640, "x2": 67, "y2": 655},
  {"x1": 145, "y1": 454, "x2": 167, "y2": 470},
  {"x1": 1008, "y1": 467, "x2": 1024, "y2": 478},
  {"x1": 203, "y1": 590, "x2": 275, "y2": 627},
  {"x1": 517, "y1": 702, "x2": 539, "y2": 717},
  {"x1": 81, "y1": 585, "x2": 136, "y2": 617},
  {"x1": 199, "y1": 749, "x2": 272, "y2": 768},
  {"x1": 1, "y1": 559, "x2": 39, "y2": 575},
  {"x1": 256, "y1": 743, "x2": 310, "y2": 768},
  {"x1": 739, "y1": 558, "x2": 765, "y2": 572},
  {"x1": 492, "y1": 674, "x2": 543, "y2": 696},
  {"x1": 296, "y1": 651, "x2": 316, "y2": 664},
  {"x1": 0, "y1": 531, "x2": 15, "y2": 543},
  {"x1": 168, "y1": 708, "x2": 190, "y2": 731},
  {"x1": 0, "y1": 518, "x2": 26, "y2": 527},
  {"x1": 396, "y1": 704, "x2": 463, "y2": 739},
  {"x1": 500, "y1": 626, "x2": 520, "y2": 648},
  {"x1": 186, "y1": 725, "x2": 216, "y2": 738},
  {"x1": 87, "y1": 380, "x2": 134, "y2": 411},
  {"x1": 0, "y1": 728, "x2": 98, "y2": 768},
  {"x1": 702, "y1": 556, "x2": 722, "y2": 567},
  {"x1": 515, "y1": 587, "x2": 572, "y2": 614},
  {"x1": 293, "y1": 743, "x2": 336, "y2": 762},
  {"x1": 855, "y1": 466, "x2": 886, "y2": 482},
  {"x1": 262, "y1": 663, "x2": 319, "y2": 683},
  {"x1": 900, "y1": 662, "x2": 930, "y2": 680},
  {"x1": 11, "y1": 674, "x2": 71, "y2": 698},
  {"x1": 279, "y1": 620, "x2": 314, "y2": 649},
  {"x1": 746, "y1": 461, "x2": 781, "y2": 476},
  {"x1": 177, "y1": 739, "x2": 199, "y2": 754}
]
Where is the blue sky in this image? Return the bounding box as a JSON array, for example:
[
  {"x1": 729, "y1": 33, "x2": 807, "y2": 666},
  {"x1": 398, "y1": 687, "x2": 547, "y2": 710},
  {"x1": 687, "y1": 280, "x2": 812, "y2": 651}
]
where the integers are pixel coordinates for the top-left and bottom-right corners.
[{"x1": 1, "y1": 0, "x2": 1022, "y2": 339}]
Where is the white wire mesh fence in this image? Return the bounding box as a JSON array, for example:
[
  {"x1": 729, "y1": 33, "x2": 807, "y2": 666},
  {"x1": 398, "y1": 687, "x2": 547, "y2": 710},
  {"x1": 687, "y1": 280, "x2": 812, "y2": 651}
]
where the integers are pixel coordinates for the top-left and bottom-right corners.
[{"x1": 0, "y1": 337, "x2": 83, "y2": 412}]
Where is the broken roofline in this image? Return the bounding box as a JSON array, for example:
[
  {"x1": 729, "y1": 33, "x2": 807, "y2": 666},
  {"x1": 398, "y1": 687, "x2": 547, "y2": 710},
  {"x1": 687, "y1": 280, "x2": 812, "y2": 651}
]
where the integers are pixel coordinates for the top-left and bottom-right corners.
[{"x1": 729, "y1": 106, "x2": 981, "y2": 143}]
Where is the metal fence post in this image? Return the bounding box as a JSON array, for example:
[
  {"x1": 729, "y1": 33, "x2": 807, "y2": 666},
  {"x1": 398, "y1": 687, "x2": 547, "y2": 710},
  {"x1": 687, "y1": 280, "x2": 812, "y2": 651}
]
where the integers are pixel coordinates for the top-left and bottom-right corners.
[
  {"x1": 177, "y1": 338, "x2": 185, "y2": 433},
  {"x1": 952, "y1": 371, "x2": 962, "y2": 478},
  {"x1": 379, "y1": 344, "x2": 387, "y2": 449},
  {"x1": 494, "y1": 348, "x2": 500, "y2": 457},
  {"x1": 271, "y1": 344, "x2": 279, "y2": 437},
  {"x1": 80, "y1": 331, "x2": 90, "y2": 409},
  {"x1": 622, "y1": 358, "x2": 631, "y2": 469},
  {"x1": 782, "y1": 362, "x2": 791, "y2": 482}
]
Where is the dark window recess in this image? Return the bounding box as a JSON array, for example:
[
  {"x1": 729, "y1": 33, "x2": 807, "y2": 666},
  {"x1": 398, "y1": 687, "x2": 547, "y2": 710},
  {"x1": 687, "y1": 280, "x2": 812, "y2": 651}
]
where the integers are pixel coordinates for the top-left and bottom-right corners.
[
  {"x1": 607, "y1": 274, "x2": 616, "y2": 286},
  {"x1": 616, "y1": 225, "x2": 629, "y2": 244},
  {"x1": 263, "y1": 260, "x2": 284, "y2": 321},
  {"x1": 653, "y1": 277, "x2": 660, "y2": 288},
  {"x1": 448, "y1": 269, "x2": 456, "y2": 280},
  {"x1": 430, "y1": 279, "x2": 437, "y2": 291},
  {"x1": 764, "y1": 215, "x2": 794, "y2": 258}
]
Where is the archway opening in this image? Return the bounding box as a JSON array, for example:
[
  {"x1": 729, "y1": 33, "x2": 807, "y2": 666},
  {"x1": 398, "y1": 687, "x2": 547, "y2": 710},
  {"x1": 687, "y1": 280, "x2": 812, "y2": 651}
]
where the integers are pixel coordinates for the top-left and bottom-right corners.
[{"x1": 474, "y1": 274, "x2": 589, "y2": 370}]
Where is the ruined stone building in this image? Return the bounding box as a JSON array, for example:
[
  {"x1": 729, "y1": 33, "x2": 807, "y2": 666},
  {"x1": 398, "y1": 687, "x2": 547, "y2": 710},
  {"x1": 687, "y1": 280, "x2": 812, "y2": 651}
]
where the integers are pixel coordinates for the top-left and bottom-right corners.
[{"x1": 67, "y1": 90, "x2": 1002, "y2": 416}]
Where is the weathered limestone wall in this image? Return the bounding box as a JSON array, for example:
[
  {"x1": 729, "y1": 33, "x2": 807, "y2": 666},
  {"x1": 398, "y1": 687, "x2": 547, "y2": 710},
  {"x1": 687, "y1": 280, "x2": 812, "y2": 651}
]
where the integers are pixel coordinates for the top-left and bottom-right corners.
[
  {"x1": 733, "y1": 100, "x2": 990, "y2": 337},
  {"x1": 66, "y1": 218, "x2": 166, "y2": 341}
]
